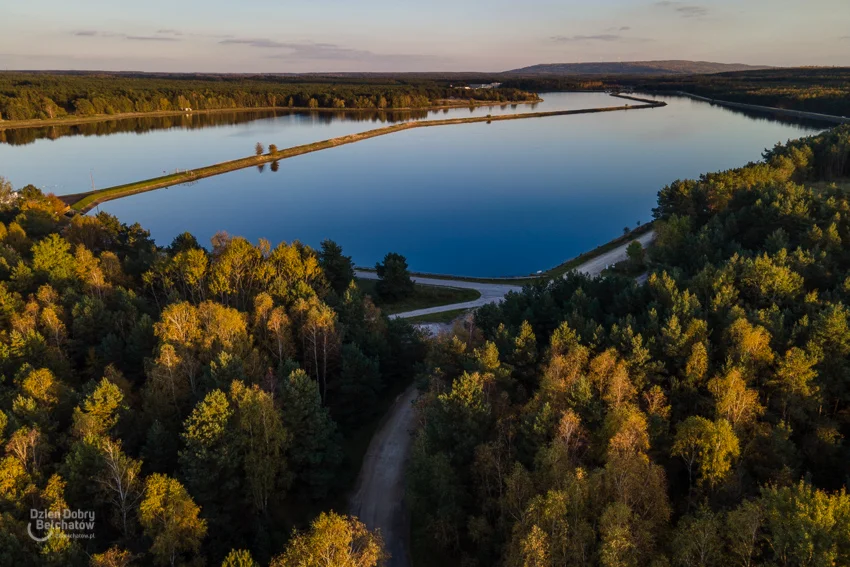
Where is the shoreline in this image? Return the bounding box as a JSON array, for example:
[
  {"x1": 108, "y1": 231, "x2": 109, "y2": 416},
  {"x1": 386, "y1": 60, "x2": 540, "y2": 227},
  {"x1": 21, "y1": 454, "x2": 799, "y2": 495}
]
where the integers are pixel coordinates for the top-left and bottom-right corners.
[
  {"x1": 355, "y1": 222, "x2": 656, "y2": 284},
  {"x1": 673, "y1": 92, "x2": 849, "y2": 124},
  {"x1": 62, "y1": 99, "x2": 666, "y2": 214},
  {"x1": 0, "y1": 98, "x2": 542, "y2": 131}
]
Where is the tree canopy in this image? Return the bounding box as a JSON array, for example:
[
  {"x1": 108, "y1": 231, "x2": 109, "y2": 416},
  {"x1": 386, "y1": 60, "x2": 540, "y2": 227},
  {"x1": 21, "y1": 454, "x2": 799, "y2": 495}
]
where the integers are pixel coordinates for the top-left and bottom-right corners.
[
  {"x1": 408, "y1": 125, "x2": 850, "y2": 567},
  {"x1": 0, "y1": 183, "x2": 415, "y2": 564}
]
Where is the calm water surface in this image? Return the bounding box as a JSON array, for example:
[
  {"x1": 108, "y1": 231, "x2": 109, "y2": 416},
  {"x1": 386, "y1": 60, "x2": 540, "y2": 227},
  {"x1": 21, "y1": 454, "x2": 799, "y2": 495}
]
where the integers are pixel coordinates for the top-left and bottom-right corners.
[
  {"x1": 1, "y1": 93, "x2": 825, "y2": 276},
  {"x1": 0, "y1": 93, "x2": 607, "y2": 194}
]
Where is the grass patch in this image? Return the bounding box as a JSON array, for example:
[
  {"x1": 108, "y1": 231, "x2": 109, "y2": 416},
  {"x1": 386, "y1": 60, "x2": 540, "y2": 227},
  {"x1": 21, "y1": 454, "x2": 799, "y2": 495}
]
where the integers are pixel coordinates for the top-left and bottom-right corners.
[
  {"x1": 356, "y1": 267, "x2": 539, "y2": 286},
  {"x1": 356, "y1": 279, "x2": 480, "y2": 315},
  {"x1": 405, "y1": 308, "x2": 471, "y2": 325}
]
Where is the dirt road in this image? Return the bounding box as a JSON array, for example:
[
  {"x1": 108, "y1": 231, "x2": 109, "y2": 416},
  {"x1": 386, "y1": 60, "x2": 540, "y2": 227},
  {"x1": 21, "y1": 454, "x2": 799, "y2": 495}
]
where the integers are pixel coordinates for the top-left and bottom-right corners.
[
  {"x1": 574, "y1": 230, "x2": 656, "y2": 278},
  {"x1": 349, "y1": 230, "x2": 657, "y2": 565},
  {"x1": 349, "y1": 386, "x2": 419, "y2": 567},
  {"x1": 354, "y1": 230, "x2": 656, "y2": 320},
  {"x1": 354, "y1": 271, "x2": 522, "y2": 319}
]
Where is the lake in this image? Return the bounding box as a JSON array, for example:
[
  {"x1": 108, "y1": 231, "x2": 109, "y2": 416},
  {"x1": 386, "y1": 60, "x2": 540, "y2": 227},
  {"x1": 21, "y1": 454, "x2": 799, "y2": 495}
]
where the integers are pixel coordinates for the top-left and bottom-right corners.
[{"x1": 0, "y1": 93, "x2": 825, "y2": 277}]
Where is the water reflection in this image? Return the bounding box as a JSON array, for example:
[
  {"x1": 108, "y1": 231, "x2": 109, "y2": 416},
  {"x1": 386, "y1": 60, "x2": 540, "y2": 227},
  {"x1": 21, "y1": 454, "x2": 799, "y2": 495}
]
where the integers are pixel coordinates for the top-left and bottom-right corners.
[
  {"x1": 0, "y1": 103, "x2": 546, "y2": 146},
  {"x1": 639, "y1": 93, "x2": 832, "y2": 130},
  {"x1": 93, "y1": 93, "x2": 824, "y2": 277},
  {"x1": 1, "y1": 93, "x2": 832, "y2": 148},
  {"x1": 0, "y1": 92, "x2": 828, "y2": 200}
]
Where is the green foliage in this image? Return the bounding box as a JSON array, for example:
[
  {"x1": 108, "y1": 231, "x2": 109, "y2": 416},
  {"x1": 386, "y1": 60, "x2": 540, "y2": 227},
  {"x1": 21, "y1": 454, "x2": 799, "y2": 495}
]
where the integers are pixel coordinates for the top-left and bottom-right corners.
[
  {"x1": 672, "y1": 416, "x2": 740, "y2": 490},
  {"x1": 222, "y1": 549, "x2": 259, "y2": 567},
  {"x1": 626, "y1": 240, "x2": 646, "y2": 272},
  {"x1": 279, "y1": 370, "x2": 342, "y2": 499},
  {"x1": 319, "y1": 239, "x2": 355, "y2": 296},
  {"x1": 760, "y1": 481, "x2": 850, "y2": 567},
  {"x1": 270, "y1": 511, "x2": 386, "y2": 567},
  {"x1": 0, "y1": 186, "x2": 418, "y2": 564},
  {"x1": 139, "y1": 473, "x2": 207, "y2": 565},
  {"x1": 0, "y1": 72, "x2": 539, "y2": 122},
  {"x1": 375, "y1": 252, "x2": 414, "y2": 301},
  {"x1": 407, "y1": 125, "x2": 850, "y2": 567},
  {"x1": 504, "y1": 68, "x2": 850, "y2": 116}
]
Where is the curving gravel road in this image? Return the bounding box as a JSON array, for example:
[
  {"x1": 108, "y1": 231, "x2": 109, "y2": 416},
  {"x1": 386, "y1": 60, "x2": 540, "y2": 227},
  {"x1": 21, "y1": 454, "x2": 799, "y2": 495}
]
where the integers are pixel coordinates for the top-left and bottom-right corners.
[
  {"x1": 349, "y1": 385, "x2": 418, "y2": 567},
  {"x1": 354, "y1": 271, "x2": 522, "y2": 319},
  {"x1": 349, "y1": 230, "x2": 657, "y2": 566},
  {"x1": 354, "y1": 229, "x2": 655, "y2": 319},
  {"x1": 573, "y1": 230, "x2": 656, "y2": 278}
]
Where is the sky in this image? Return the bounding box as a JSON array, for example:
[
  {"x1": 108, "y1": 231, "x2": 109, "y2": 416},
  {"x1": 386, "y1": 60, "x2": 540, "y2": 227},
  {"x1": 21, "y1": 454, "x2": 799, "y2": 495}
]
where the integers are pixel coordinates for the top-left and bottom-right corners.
[{"x1": 2, "y1": 0, "x2": 849, "y2": 73}]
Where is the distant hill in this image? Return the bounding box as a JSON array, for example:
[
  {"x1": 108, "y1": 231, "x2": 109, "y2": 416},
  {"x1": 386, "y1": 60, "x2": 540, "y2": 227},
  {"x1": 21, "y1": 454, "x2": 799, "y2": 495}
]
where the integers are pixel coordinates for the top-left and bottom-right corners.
[{"x1": 505, "y1": 60, "x2": 772, "y2": 76}]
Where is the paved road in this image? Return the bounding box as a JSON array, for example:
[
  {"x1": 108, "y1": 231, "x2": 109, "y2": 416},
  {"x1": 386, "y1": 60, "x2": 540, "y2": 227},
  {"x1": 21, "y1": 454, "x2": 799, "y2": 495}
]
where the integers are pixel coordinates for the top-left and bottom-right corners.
[
  {"x1": 574, "y1": 230, "x2": 656, "y2": 278},
  {"x1": 349, "y1": 385, "x2": 419, "y2": 567},
  {"x1": 349, "y1": 230, "x2": 657, "y2": 565},
  {"x1": 354, "y1": 271, "x2": 522, "y2": 319},
  {"x1": 355, "y1": 230, "x2": 655, "y2": 319}
]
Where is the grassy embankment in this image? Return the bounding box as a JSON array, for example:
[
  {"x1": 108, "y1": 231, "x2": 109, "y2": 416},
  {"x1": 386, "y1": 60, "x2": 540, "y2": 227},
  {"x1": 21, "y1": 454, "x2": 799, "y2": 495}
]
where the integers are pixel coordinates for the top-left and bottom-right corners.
[
  {"x1": 406, "y1": 308, "x2": 472, "y2": 325},
  {"x1": 356, "y1": 279, "x2": 480, "y2": 315},
  {"x1": 357, "y1": 221, "x2": 656, "y2": 286},
  {"x1": 543, "y1": 222, "x2": 655, "y2": 278},
  {"x1": 62, "y1": 99, "x2": 665, "y2": 213}
]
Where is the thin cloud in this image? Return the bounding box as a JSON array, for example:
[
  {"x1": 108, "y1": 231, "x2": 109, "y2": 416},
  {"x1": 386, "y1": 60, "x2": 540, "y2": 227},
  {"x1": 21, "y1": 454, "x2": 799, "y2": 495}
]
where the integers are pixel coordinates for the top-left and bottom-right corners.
[
  {"x1": 220, "y1": 38, "x2": 441, "y2": 64},
  {"x1": 161, "y1": 29, "x2": 234, "y2": 39},
  {"x1": 655, "y1": 1, "x2": 709, "y2": 18},
  {"x1": 220, "y1": 38, "x2": 291, "y2": 49},
  {"x1": 73, "y1": 30, "x2": 182, "y2": 41},
  {"x1": 125, "y1": 35, "x2": 180, "y2": 42},
  {"x1": 551, "y1": 34, "x2": 625, "y2": 42},
  {"x1": 269, "y1": 44, "x2": 373, "y2": 60},
  {"x1": 550, "y1": 33, "x2": 650, "y2": 43}
]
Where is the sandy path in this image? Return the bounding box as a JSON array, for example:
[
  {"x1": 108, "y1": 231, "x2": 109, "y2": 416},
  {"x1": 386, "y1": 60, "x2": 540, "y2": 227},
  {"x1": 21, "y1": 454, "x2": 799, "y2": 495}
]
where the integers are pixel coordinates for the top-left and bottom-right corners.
[
  {"x1": 349, "y1": 385, "x2": 419, "y2": 567},
  {"x1": 354, "y1": 229, "x2": 655, "y2": 319},
  {"x1": 354, "y1": 271, "x2": 522, "y2": 319},
  {"x1": 573, "y1": 230, "x2": 656, "y2": 278},
  {"x1": 349, "y1": 230, "x2": 657, "y2": 565}
]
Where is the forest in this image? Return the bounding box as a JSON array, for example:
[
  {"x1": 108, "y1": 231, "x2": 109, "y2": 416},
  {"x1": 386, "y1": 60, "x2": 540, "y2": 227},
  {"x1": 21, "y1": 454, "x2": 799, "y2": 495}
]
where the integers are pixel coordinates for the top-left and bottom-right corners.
[
  {"x1": 641, "y1": 68, "x2": 850, "y2": 117},
  {"x1": 2, "y1": 90, "x2": 850, "y2": 567},
  {"x1": 407, "y1": 125, "x2": 850, "y2": 566},
  {"x1": 0, "y1": 180, "x2": 426, "y2": 565},
  {"x1": 0, "y1": 108, "x2": 436, "y2": 147},
  {"x1": 502, "y1": 68, "x2": 850, "y2": 116},
  {"x1": 0, "y1": 73, "x2": 538, "y2": 122}
]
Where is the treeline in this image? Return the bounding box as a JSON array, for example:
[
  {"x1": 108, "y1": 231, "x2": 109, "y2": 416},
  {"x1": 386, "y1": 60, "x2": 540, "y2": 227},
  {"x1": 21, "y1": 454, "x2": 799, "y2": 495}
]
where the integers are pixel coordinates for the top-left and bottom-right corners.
[
  {"x1": 501, "y1": 77, "x2": 613, "y2": 92},
  {"x1": 408, "y1": 126, "x2": 850, "y2": 566},
  {"x1": 0, "y1": 107, "x2": 439, "y2": 147},
  {"x1": 503, "y1": 67, "x2": 850, "y2": 116},
  {"x1": 643, "y1": 68, "x2": 850, "y2": 117},
  {"x1": 0, "y1": 73, "x2": 539, "y2": 121},
  {"x1": 0, "y1": 179, "x2": 425, "y2": 565}
]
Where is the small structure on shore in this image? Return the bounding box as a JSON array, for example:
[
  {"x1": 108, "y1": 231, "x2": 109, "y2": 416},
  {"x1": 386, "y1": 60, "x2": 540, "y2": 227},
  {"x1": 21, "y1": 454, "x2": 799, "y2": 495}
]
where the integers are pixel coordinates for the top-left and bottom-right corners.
[{"x1": 468, "y1": 82, "x2": 503, "y2": 90}]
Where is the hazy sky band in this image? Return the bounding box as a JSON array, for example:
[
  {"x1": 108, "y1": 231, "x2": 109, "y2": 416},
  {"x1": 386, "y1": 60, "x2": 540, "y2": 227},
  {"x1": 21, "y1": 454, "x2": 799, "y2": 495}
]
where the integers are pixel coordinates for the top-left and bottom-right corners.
[{"x1": 2, "y1": 0, "x2": 848, "y2": 72}]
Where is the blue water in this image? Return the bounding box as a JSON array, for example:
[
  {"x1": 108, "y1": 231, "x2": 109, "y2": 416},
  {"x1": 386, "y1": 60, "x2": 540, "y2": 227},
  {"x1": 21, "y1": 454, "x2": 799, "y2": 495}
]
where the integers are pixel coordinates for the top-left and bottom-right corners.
[
  {"x1": 0, "y1": 93, "x2": 825, "y2": 276},
  {"x1": 0, "y1": 93, "x2": 606, "y2": 195}
]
